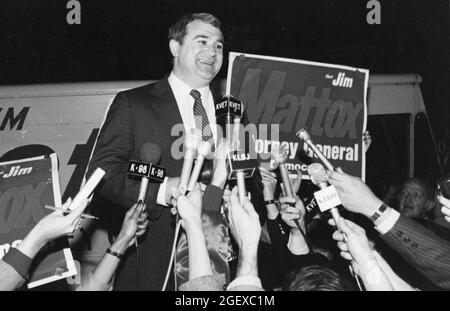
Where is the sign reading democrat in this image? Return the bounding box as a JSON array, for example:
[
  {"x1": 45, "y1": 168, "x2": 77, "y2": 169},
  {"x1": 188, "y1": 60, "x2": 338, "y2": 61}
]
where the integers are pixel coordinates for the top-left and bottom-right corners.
[
  {"x1": 226, "y1": 53, "x2": 368, "y2": 179},
  {"x1": 0, "y1": 154, "x2": 77, "y2": 288}
]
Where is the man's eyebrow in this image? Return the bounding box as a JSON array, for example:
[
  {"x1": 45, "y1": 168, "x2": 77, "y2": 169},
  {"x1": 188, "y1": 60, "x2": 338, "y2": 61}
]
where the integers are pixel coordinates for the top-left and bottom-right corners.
[{"x1": 193, "y1": 34, "x2": 224, "y2": 44}]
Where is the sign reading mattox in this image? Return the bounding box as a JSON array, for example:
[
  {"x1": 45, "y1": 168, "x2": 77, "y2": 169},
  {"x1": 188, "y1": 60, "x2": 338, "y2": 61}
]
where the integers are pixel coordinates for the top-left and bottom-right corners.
[
  {"x1": 226, "y1": 53, "x2": 368, "y2": 179},
  {"x1": 0, "y1": 154, "x2": 77, "y2": 288}
]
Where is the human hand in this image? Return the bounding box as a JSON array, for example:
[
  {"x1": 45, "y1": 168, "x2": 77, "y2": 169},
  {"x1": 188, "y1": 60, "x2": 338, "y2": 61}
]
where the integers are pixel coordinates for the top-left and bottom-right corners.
[
  {"x1": 363, "y1": 131, "x2": 372, "y2": 153},
  {"x1": 212, "y1": 139, "x2": 230, "y2": 189},
  {"x1": 259, "y1": 166, "x2": 277, "y2": 201},
  {"x1": 327, "y1": 168, "x2": 382, "y2": 218},
  {"x1": 291, "y1": 170, "x2": 302, "y2": 194},
  {"x1": 165, "y1": 176, "x2": 181, "y2": 205},
  {"x1": 171, "y1": 185, "x2": 203, "y2": 231},
  {"x1": 329, "y1": 218, "x2": 376, "y2": 274},
  {"x1": 437, "y1": 194, "x2": 450, "y2": 223},
  {"x1": 19, "y1": 198, "x2": 89, "y2": 258},
  {"x1": 226, "y1": 186, "x2": 261, "y2": 252},
  {"x1": 32, "y1": 198, "x2": 89, "y2": 243},
  {"x1": 116, "y1": 203, "x2": 146, "y2": 250},
  {"x1": 279, "y1": 195, "x2": 306, "y2": 232}
]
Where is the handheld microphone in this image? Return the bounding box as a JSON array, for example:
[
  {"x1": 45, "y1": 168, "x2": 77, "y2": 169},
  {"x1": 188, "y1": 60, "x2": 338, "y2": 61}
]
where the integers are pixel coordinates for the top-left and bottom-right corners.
[
  {"x1": 227, "y1": 149, "x2": 257, "y2": 205},
  {"x1": 307, "y1": 162, "x2": 363, "y2": 290},
  {"x1": 216, "y1": 95, "x2": 243, "y2": 146},
  {"x1": 271, "y1": 145, "x2": 294, "y2": 198},
  {"x1": 297, "y1": 128, "x2": 334, "y2": 171},
  {"x1": 271, "y1": 145, "x2": 306, "y2": 232},
  {"x1": 307, "y1": 163, "x2": 341, "y2": 225},
  {"x1": 127, "y1": 143, "x2": 165, "y2": 203},
  {"x1": 178, "y1": 129, "x2": 201, "y2": 194},
  {"x1": 187, "y1": 140, "x2": 212, "y2": 191}
]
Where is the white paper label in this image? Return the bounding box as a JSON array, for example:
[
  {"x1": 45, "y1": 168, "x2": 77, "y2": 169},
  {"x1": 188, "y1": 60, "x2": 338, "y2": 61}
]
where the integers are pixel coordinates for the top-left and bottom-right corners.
[{"x1": 314, "y1": 185, "x2": 342, "y2": 212}]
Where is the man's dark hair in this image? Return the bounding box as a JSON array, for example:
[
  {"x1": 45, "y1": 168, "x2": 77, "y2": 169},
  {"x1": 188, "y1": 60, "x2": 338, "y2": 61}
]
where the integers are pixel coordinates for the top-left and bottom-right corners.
[
  {"x1": 283, "y1": 265, "x2": 356, "y2": 291},
  {"x1": 168, "y1": 13, "x2": 221, "y2": 44}
]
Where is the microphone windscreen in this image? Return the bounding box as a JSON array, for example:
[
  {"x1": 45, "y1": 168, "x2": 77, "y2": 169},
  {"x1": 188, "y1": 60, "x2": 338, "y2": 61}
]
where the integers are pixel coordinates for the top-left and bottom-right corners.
[
  {"x1": 140, "y1": 143, "x2": 162, "y2": 164},
  {"x1": 307, "y1": 163, "x2": 328, "y2": 186}
]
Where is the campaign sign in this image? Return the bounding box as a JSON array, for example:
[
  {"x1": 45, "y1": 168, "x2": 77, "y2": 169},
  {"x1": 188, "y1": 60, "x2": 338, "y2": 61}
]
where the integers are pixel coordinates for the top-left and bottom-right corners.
[
  {"x1": 226, "y1": 53, "x2": 368, "y2": 180},
  {"x1": 0, "y1": 154, "x2": 77, "y2": 288}
]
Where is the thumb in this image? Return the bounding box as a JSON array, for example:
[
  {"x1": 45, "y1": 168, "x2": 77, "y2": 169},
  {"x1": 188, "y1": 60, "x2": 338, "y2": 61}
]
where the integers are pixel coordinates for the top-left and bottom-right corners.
[
  {"x1": 338, "y1": 217, "x2": 352, "y2": 235},
  {"x1": 336, "y1": 167, "x2": 344, "y2": 174}
]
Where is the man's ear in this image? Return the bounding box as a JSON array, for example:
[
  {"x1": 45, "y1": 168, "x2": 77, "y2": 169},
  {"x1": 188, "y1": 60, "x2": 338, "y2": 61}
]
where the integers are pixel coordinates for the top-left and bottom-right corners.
[{"x1": 169, "y1": 39, "x2": 180, "y2": 58}]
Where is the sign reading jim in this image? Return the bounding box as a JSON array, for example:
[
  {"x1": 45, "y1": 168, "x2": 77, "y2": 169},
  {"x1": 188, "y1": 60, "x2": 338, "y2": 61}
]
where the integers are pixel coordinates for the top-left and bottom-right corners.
[
  {"x1": 0, "y1": 154, "x2": 76, "y2": 288},
  {"x1": 226, "y1": 53, "x2": 368, "y2": 179}
]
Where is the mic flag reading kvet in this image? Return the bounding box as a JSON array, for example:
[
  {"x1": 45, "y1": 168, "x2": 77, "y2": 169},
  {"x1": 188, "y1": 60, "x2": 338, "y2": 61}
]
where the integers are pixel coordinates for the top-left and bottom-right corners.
[
  {"x1": 128, "y1": 143, "x2": 166, "y2": 203},
  {"x1": 216, "y1": 95, "x2": 244, "y2": 147}
]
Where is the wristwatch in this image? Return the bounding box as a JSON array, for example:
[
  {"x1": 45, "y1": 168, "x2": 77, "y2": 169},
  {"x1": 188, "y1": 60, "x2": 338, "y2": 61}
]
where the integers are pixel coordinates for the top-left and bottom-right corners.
[{"x1": 369, "y1": 203, "x2": 388, "y2": 222}]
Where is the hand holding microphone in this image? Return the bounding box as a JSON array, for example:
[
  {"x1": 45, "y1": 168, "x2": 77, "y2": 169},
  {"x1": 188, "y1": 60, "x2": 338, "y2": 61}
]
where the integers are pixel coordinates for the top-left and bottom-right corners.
[{"x1": 178, "y1": 129, "x2": 201, "y2": 195}]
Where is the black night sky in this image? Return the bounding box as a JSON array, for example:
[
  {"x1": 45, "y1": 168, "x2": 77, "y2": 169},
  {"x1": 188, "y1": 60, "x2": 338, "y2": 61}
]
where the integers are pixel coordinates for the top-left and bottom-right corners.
[{"x1": 0, "y1": 0, "x2": 449, "y2": 141}]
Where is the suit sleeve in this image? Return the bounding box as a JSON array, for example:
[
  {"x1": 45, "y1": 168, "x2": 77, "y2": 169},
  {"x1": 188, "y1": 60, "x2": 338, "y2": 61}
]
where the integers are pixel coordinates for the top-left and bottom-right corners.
[
  {"x1": 87, "y1": 92, "x2": 161, "y2": 209},
  {"x1": 381, "y1": 215, "x2": 450, "y2": 289}
]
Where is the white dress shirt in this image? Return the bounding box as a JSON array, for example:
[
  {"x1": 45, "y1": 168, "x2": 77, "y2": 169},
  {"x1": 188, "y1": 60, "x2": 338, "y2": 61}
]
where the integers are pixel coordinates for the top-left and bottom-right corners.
[{"x1": 156, "y1": 72, "x2": 218, "y2": 206}]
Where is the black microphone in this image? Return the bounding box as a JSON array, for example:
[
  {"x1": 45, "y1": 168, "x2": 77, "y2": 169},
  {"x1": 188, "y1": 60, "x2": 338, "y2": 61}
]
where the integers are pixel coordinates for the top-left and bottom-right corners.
[
  {"x1": 216, "y1": 95, "x2": 243, "y2": 146},
  {"x1": 128, "y1": 143, "x2": 166, "y2": 204},
  {"x1": 227, "y1": 149, "x2": 257, "y2": 205}
]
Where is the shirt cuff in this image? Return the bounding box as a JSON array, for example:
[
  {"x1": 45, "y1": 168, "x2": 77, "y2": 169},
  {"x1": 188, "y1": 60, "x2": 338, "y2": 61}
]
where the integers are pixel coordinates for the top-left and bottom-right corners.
[
  {"x1": 375, "y1": 208, "x2": 401, "y2": 234},
  {"x1": 156, "y1": 177, "x2": 169, "y2": 206},
  {"x1": 287, "y1": 231, "x2": 309, "y2": 255},
  {"x1": 227, "y1": 276, "x2": 262, "y2": 290},
  {"x1": 2, "y1": 247, "x2": 32, "y2": 280}
]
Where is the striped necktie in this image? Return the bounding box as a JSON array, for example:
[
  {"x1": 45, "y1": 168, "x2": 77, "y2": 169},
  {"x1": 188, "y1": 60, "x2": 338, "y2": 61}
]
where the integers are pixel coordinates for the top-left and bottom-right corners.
[{"x1": 190, "y1": 89, "x2": 215, "y2": 155}]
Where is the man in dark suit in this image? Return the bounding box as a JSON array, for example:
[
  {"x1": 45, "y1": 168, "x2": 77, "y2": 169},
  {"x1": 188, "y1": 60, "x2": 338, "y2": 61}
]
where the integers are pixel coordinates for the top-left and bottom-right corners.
[
  {"x1": 327, "y1": 169, "x2": 450, "y2": 289},
  {"x1": 85, "y1": 13, "x2": 225, "y2": 290}
]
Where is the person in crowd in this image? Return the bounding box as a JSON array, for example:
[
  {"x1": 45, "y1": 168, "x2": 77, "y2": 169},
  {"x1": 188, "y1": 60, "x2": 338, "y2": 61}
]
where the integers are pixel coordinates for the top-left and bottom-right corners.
[
  {"x1": 176, "y1": 186, "x2": 264, "y2": 291},
  {"x1": 282, "y1": 265, "x2": 355, "y2": 291},
  {"x1": 85, "y1": 12, "x2": 226, "y2": 290},
  {"x1": 327, "y1": 167, "x2": 450, "y2": 289},
  {"x1": 397, "y1": 177, "x2": 450, "y2": 240},
  {"x1": 77, "y1": 203, "x2": 148, "y2": 290},
  {"x1": 329, "y1": 217, "x2": 414, "y2": 291},
  {"x1": 0, "y1": 198, "x2": 88, "y2": 291}
]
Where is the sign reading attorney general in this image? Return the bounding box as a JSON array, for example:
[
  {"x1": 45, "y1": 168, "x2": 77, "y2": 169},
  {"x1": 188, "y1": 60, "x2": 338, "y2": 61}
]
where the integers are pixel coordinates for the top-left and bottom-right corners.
[
  {"x1": 226, "y1": 53, "x2": 368, "y2": 179},
  {"x1": 0, "y1": 154, "x2": 77, "y2": 288}
]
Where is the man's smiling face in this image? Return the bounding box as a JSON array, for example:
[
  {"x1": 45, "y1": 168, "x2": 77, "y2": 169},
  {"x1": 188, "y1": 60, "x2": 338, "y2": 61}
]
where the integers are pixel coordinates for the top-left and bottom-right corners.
[{"x1": 170, "y1": 20, "x2": 224, "y2": 89}]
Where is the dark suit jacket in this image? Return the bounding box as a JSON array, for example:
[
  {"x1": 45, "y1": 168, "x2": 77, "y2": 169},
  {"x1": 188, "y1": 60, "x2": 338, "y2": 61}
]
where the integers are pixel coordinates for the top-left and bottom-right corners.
[
  {"x1": 381, "y1": 214, "x2": 450, "y2": 289},
  {"x1": 86, "y1": 78, "x2": 190, "y2": 290},
  {"x1": 86, "y1": 77, "x2": 263, "y2": 290}
]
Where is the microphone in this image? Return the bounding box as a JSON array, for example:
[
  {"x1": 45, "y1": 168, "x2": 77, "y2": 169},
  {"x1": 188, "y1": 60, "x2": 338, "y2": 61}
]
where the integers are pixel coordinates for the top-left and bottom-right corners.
[
  {"x1": 127, "y1": 143, "x2": 165, "y2": 204},
  {"x1": 227, "y1": 149, "x2": 257, "y2": 205},
  {"x1": 187, "y1": 140, "x2": 212, "y2": 191},
  {"x1": 297, "y1": 128, "x2": 334, "y2": 171},
  {"x1": 271, "y1": 145, "x2": 306, "y2": 232},
  {"x1": 216, "y1": 95, "x2": 243, "y2": 146},
  {"x1": 271, "y1": 145, "x2": 294, "y2": 198},
  {"x1": 178, "y1": 129, "x2": 201, "y2": 194},
  {"x1": 307, "y1": 163, "x2": 341, "y2": 226}
]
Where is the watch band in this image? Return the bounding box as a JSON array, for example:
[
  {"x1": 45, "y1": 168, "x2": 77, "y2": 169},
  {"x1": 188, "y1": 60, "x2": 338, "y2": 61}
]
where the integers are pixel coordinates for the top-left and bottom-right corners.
[
  {"x1": 106, "y1": 248, "x2": 123, "y2": 259},
  {"x1": 264, "y1": 200, "x2": 276, "y2": 206},
  {"x1": 370, "y1": 203, "x2": 388, "y2": 222}
]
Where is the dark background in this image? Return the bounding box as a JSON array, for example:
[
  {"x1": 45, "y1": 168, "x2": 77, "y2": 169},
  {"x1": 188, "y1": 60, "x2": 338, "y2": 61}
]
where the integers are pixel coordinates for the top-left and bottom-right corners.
[{"x1": 0, "y1": 0, "x2": 449, "y2": 178}]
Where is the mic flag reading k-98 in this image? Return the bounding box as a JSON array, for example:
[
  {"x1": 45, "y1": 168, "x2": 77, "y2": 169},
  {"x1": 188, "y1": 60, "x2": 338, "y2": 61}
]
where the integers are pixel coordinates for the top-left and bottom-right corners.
[{"x1": 128, "y1": 160, "x2": 166, "y2": 182}]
